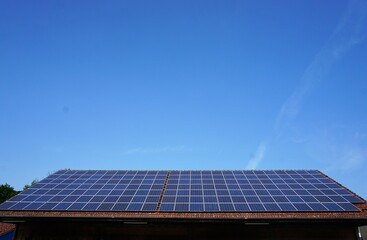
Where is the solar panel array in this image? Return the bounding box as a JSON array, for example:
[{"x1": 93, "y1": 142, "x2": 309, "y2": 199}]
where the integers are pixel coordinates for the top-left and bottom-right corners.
[
  {"x1": 160, "y1": 170, "x2": 362, "y2": 212},
  {"x1": 0, "y1": 170, "x2": 364, "y2": 212},
  {"x1": 0, "y1": 170, "x2": 167, "y2": 212}
]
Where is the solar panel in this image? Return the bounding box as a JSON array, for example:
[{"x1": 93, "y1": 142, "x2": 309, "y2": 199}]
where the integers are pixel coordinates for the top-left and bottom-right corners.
[
  {"x1": 0, "y1": 170, "x2": 167, "y2": 212},
  {"x1": 159, "y1": 170, "x2": 363, "y2": 212},
  {"x1": 0, "y1": 170, "x2": 363, "y2": 213}
]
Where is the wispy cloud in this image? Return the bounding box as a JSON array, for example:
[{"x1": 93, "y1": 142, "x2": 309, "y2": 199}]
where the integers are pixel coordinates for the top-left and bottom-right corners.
[
  {"x1": 321, "y1": 144, "x2": 367, "y2": 173},
  {"x1": 274, "y1": 0, "x2": 367, "y2": 138},
  {"x1": 123, "y1": 145, "x2": 188, "y2": 155},
  {"x1": 245, "y1": 142, "x2": 266, "y2": 170},
  {"x1": 339, "y1": 148, "x2": 366, "y2": 171},
  {"x1": 310, "y1": 125, "x2": 367, "y2": 173},
  {"x1": 247, "y1": 0, "x2": 367, "y2": 168}
]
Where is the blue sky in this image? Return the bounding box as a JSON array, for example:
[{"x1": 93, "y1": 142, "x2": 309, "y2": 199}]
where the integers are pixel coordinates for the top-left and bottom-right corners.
[{"x1": 1, "y1": 0, "x2": 367, "y2": 198}]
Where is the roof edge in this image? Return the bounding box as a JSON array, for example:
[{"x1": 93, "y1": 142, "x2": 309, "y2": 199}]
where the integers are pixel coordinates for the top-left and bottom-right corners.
[
  {"x1": 1, "y1": 214, "x2": 367, "y2": 225},
  {"x1": 317, "y1": 170, "x2": 366, "y2": 202}
]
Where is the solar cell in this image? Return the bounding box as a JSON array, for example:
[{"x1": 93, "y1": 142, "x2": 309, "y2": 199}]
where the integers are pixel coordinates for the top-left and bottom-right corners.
[
  {"x1": 68, "y1": 203, "x2": 87, "y2": 211},
  {"x1": 293, "y1": 203, "x2": 312, "y2": 211},
  {"x1": 344, "y1": 195, "x2": 364, "y2": 203},
  {"x1": 160, "y1": 203, "x2": 174, "y2": 211},
  {"x1": 323, "y1": 203, "x2": 344, "y2": 211},
  {"x1": 219, "y1": 203, "x2": 235, "y2": 211},
  {"x1": 337, "y1": 203, "x2": 360, "y2": 211},
  {"x1": 263, "y1": 203, "x2": 281, "y2": 211},
  {"x1": 259, "y1": 196, "x2": 275, "y2": 203},
  {"x1": 205, "y1": 203, "x2": 219, "y2": 211},
  {"x1": 234, "y1": 203, "x2": 250, "y2": 211},
  {"x1": 142, "y1": 203, "x2": 157, "y2": 211},
  {"x1": 190, "y1": 204, "x2": 204, "y2": 211},
  {"x1": 23, "y1": 202, "x2": 43, "y2": 210},
  {"x1": 110, "y1": 203, "x2": 127, "y2": 211},
  {"x1": 38, "y1": 202, "x2": 57, "y2": 210},
  {"x1": 176, "y1": 203, "x2": 189, "y2": 211},
  {"x1": 249, "y1": 204, "x2": 265, "y2": 211},
  {"x1": 278, "y1": 203, "x2": 297, "y2": 211},
  {"x1": 308, "y1": 203, "x2": 328, "y2": 211},
  {"x1": 54, "y1": 202, "x2": 72, "y2": 210}
]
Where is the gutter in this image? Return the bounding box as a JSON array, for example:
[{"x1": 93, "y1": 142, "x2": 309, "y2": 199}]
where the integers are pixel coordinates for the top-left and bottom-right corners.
[{"x1": 1, "y1": 215, "x2": 367, "y2": 225}]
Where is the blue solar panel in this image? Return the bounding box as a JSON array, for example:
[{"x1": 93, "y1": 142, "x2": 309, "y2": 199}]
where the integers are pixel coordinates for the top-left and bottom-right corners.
[
  {"x1": 0, "y1": 170, "x2": 167, "y2": 212},
  {"x1": 264, "y1": 203, "x2": 281, "y2": 211},
  {"x1": 54, "y1": 202, "x2": 72, "y2": 210},
  {"x1": 0, "y1": 170, "x2": 364, "y2": 213},
  {"x1": 249, "y1": 203, "x2": 265, "y2": 211},
  {"x1": 159, "y1": 170, "x2": 364, "y2": 212},
  {"x1": 278, "y1": 203, "x2": 297, "y2": 211}
]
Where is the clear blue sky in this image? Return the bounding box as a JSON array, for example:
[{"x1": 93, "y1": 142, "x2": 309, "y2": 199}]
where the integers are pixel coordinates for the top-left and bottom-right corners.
[{"x1": 1, "y1": 0, "x2": 366, "y2": 198}]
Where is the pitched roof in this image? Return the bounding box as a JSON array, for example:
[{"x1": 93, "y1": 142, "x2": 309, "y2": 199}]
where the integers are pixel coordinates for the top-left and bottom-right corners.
[
  {"x1": 0, "y1": 170, "x2": 366, "y2": 223},
  {"x1": 0, "y1": 223, "x2": 15, "y2": 236}
]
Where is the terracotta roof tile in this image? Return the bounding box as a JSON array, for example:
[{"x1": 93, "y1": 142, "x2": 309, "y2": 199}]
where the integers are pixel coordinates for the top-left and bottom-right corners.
[
  {"x1": 0, "y1": 223, "x2": 15, "y2": 235},
  {"x1": 0, "y1": 202, "x2": 366, "y2": 221}
]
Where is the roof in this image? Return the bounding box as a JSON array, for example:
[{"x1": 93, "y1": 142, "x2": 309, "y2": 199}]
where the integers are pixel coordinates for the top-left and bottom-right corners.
[
  {"x1": 0, "y1": 223, "x2": 15, "y2": 236},
  {"x1": 0, "y1": 170, "x2": 366, "y2": 223}
]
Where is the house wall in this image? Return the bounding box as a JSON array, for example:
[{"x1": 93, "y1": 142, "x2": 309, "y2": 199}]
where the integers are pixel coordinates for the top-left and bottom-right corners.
[
  {"x1": 359, "y1": 225, "x2": 367, "y2": 239},
  {"x1": 14, "y1": 221, "x2": 357, "y2": 240},
  {"x1": 0, "y1": 230, "x2": 14, "y2": 240}
]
